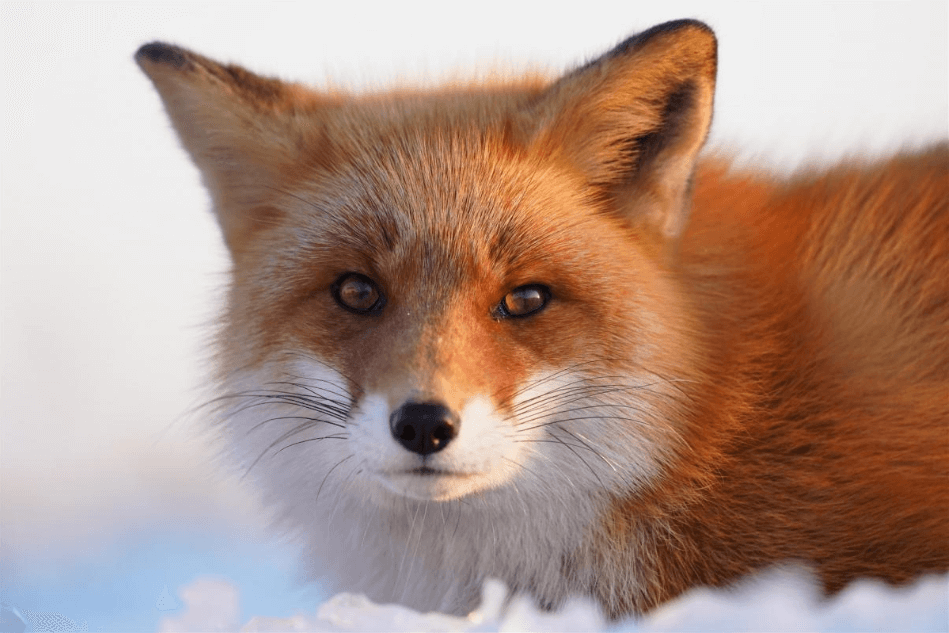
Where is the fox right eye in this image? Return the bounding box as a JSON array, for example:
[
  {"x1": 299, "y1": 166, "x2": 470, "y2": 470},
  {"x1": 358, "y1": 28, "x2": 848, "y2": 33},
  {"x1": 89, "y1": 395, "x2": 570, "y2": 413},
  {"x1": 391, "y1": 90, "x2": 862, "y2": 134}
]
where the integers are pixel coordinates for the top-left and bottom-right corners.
[
  {"x1": 332, "y1": 273, "x2": 386, "y2": 314},
  {"x1": 494, "y1": 284, "x2": 551, "y2": 319}
]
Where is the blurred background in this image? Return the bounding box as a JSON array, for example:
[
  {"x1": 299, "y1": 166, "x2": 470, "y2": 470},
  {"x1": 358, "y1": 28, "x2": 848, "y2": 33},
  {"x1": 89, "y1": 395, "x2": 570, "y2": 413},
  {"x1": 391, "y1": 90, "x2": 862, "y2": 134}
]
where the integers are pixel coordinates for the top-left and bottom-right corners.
[{"x1": 2, "y1": 2, "x2": 947, "y2": 631}]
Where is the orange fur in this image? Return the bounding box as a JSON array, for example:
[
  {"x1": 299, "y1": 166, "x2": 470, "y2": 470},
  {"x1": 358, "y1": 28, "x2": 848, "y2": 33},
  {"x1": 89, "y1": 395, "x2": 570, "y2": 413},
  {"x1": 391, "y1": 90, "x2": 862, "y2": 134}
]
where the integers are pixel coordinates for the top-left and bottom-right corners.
[
  {"x1": 137, "y1": 20, "x2": 948, "y2": 619},
  {"x1": 586, "y1": 149, "x2": 949, "y2": 615}
]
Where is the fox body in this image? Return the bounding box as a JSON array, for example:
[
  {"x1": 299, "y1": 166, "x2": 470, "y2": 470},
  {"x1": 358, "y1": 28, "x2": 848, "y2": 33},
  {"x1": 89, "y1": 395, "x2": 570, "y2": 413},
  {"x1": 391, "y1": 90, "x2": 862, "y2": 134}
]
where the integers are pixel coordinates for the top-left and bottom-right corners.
[{"x1": 137, "y1": 21, "x2": 948, "y2": 618}]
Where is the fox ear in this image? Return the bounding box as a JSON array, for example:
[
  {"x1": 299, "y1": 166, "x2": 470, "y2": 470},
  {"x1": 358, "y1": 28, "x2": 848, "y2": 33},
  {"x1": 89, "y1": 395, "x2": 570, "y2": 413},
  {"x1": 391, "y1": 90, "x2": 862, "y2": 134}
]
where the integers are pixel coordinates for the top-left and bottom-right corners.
[
  {"x1": 136, "y1": 42, "x2": 326, "y2": 254},
  {"x1": 526, "y1": 20, "x2": 717, "y2": 239}
]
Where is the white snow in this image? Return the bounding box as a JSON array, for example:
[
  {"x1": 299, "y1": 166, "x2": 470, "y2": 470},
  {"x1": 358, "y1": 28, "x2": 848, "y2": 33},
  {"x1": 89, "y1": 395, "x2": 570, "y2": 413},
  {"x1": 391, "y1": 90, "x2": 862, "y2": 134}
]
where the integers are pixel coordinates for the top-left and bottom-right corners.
[{"x1": 160, "y1": 569, "x2": 948, "y2": 633}]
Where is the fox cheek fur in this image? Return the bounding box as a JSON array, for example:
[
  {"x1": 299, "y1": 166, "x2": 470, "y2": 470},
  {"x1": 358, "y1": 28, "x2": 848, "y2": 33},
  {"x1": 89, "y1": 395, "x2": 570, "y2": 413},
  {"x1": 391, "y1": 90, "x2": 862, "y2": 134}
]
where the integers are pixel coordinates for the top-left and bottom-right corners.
[{"x1": 137, "y1": 19, "x2": 948, "y2": 619}]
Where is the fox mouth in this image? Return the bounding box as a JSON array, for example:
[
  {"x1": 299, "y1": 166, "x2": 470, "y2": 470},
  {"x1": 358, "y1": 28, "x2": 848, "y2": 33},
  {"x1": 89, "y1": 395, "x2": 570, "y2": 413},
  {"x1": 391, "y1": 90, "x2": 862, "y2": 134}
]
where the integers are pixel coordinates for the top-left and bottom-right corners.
[
  {"x1": 399, "y1": 466, "x2": 472, "y2": 478},
  {"x1": 371, "y1": 466, "x2": 482, "y2": 502}
]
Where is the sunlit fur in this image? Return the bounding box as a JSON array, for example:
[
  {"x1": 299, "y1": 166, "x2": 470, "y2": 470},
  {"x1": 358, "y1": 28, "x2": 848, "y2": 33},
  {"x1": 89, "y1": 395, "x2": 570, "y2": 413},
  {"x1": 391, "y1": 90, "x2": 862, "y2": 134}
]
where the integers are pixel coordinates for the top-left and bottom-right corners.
[{"x1": 138, "y1": 19, "x2": 948, "y2": 619}]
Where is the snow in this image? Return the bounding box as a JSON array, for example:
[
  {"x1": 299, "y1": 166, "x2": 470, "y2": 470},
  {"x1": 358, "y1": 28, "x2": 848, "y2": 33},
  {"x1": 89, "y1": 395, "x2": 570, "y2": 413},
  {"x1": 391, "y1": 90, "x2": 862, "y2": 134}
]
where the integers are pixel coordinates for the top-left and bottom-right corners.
[{"x1": 160, "y1": 570, "x2": 948, "y2": 633}]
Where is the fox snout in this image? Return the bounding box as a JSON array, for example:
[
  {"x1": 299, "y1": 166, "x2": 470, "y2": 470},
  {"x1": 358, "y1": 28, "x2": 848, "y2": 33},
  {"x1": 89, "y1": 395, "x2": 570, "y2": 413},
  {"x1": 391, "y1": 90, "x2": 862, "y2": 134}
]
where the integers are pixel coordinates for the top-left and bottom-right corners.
[{"x1": 389, "y1": 401, "x2": 460, "y2": 456}]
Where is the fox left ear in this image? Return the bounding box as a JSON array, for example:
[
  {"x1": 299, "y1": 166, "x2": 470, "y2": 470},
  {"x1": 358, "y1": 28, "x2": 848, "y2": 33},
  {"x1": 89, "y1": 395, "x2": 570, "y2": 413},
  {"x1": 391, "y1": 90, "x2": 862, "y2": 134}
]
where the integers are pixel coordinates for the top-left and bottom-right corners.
[
  {"x1": 136, "y1": 42, "x2": 332, "y2": 256},
  {"x1": 525, "y1": 20, "x2": 717, "y2": 240}
]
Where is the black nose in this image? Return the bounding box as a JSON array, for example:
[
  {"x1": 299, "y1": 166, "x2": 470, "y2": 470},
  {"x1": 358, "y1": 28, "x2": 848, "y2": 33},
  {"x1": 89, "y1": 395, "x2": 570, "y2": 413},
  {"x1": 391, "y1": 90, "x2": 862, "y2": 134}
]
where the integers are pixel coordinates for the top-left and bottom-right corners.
[{"x1": 389, "y1": 401, "x2": 459, "y2": 456}]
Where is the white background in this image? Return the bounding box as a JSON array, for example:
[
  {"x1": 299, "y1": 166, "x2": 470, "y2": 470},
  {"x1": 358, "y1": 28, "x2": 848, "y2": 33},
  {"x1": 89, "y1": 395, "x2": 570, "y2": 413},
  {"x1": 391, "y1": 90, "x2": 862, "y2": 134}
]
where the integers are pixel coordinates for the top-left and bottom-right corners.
[{"x1": 2, "y1": 1, "x2": 947, "y2": 629}]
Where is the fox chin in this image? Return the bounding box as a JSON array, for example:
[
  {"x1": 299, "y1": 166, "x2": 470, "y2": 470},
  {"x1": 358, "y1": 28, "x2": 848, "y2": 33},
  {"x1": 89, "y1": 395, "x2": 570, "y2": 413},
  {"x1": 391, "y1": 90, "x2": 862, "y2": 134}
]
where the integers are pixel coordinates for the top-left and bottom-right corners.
[{"x1": 137, "y1": 19, "x2": 948, "y2": 619}]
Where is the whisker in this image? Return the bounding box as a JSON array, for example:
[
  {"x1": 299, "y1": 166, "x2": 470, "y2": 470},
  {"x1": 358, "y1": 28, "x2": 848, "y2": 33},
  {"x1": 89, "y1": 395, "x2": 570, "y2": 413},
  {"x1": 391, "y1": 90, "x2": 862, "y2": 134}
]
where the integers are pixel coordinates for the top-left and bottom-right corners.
[
  {"x1": 512, "y1": 386, "x2": 641, "y2": 425},
  {"x1": 267, "y1": 379, "x2": 356, "y2": 406},
  {"x1": 243, "y1": 421, "x2": 320, "y2": 477},
  {"x1": 509, "y1": 377, "x2": 676, "y2": 420},
  {"x1": 517, "y1": 410, "x2": 655, "y2": 433},
  {"x1": 275, "y1": 434, "x2": 349, "y2": 455},
  {"x1": 217, "y1": 391, "x2": 350, "y2": 422},
  {"x1": 556, "y1": 426, "x2": 619, "y2": 473},
  {"x1": 315, "y1": 455, "x2": 354, "y2": 507},
  {"x1": 246, "y1": 415, "x2": 345, "y2": 436},
  {"x1": 545, "y1": 429, "x2": 604, "y2": 487},
  {"x1": 501, "y1": 360, "x2": 618, "y2": 402},
  {"x1": 508, "y1": 376, "x2": 620, "y2": 413}
]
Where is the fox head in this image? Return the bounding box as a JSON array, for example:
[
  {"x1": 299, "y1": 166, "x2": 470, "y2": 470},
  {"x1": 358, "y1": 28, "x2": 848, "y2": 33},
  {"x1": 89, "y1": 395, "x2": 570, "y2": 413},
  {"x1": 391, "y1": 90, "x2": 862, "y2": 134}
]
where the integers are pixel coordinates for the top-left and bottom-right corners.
[{"x1": 138, "y1": 20, "x2": 716, "y2": 608}]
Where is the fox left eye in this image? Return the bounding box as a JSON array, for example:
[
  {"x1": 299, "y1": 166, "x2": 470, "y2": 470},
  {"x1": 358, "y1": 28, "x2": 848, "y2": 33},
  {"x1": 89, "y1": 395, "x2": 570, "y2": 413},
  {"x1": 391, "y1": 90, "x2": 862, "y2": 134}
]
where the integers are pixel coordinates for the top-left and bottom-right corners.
[
  {"x1": 332, "y1": 273, "x2": 385, "y2": 314},
  {"x1": 496, "y1": 284, "x2": 550, "y2": 318}
]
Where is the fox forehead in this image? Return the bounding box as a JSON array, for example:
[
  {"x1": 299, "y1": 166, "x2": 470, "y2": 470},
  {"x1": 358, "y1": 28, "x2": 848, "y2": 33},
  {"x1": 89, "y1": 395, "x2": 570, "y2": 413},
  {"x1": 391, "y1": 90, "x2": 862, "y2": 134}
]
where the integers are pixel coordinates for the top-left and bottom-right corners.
[{"x1": 253, "y1": 122, "x2": 630, "y2": 291}]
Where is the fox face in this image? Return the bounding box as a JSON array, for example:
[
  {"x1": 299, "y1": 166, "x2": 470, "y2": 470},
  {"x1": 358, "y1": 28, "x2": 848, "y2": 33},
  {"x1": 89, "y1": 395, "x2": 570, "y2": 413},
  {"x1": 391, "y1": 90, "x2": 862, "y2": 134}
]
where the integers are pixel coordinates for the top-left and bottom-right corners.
[{"x1": 214, "y1": 125, "x2": 694, "y2": 508}]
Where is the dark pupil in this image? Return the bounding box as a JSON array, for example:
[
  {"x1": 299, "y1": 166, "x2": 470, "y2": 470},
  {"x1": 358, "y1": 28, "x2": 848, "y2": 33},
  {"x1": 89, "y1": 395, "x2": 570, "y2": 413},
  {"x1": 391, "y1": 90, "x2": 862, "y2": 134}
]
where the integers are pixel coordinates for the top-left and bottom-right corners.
[
  {"x1": 505, "y1": 287, "x2": 543, "y2": 315},
  {"x1": 340, "y1": 278, "x2": 377, "y2": 310}
]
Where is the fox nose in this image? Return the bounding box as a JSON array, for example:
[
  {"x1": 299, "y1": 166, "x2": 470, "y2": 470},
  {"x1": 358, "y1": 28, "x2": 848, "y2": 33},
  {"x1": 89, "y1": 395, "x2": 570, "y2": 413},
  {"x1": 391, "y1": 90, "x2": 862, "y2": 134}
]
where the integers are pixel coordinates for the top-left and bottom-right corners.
[{"x1": 390, "y1": 401, "x2": 459, "y2": 455}]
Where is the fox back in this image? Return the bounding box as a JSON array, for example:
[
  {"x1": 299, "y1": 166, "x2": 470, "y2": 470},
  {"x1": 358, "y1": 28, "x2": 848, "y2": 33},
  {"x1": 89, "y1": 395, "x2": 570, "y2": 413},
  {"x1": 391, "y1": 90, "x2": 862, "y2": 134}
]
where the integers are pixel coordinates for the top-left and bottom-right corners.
[{"x1": 137, "y1": 21, "x2": 948, "y2": 618}]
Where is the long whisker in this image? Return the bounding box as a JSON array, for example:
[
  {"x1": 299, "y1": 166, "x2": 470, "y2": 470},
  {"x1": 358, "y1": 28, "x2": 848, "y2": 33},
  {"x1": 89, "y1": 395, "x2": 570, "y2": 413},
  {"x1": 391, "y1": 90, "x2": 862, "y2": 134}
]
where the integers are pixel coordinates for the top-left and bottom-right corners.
[
  {"x1": 316, "y1": 455, "x2": 354, "y2": 506},
  {"x1": 517, "y1": 410, "x2": 656, "y2": 433},
  {"x1": 507, "y1": 376, "x2": 606, "y2": 412},
  {"x1": 556, "y1": 426, "x2": 619, "y2": 473},
  {"x1": 268, "y1": 379, "x2": 356, "y2": 406},
  {"x1": 545, "y1": 427, "x2": 604, "y2": 487},
  {"x1": 246, "y1": 415, "x2": 344, "y2": 436},
  {"x1": 276, "y1": 434, "x2": 349, "y2": 455},
  {"x1": 213, "y1": 393, "x2": 349, "y2": 422},
  {"x1": 513, "y1": 387, "x2": 644, "y2": 425}
]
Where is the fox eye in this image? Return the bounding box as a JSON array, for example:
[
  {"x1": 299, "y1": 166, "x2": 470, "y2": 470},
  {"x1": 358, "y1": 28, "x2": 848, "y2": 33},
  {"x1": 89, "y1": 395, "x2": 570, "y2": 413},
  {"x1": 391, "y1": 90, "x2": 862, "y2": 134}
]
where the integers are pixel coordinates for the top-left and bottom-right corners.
[
  {"x1": 496, "y1": 284, "x2": 550, "y2": 318},
  {"x1": 332, "y1": 273, "x2": 385, "y2": 314}
]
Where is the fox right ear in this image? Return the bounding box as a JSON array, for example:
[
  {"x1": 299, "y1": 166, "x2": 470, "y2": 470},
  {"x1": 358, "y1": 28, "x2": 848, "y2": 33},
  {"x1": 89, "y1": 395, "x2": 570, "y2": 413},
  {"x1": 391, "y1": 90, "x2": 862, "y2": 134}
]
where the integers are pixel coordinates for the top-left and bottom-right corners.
[
  {"x1": 524, "y1": 20, "x2": 717, "y2": 241},
  {"x1": 136, "y1": 42, "x2": 330, "y2": 254}
]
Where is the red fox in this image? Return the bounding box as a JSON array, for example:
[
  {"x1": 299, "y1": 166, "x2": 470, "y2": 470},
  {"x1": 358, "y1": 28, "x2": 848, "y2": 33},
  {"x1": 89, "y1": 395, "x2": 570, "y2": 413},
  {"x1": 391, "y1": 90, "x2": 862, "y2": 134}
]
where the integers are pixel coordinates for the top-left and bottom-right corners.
[{"x1": 136, "y1": 20, "x2": 948, "y2": 619}]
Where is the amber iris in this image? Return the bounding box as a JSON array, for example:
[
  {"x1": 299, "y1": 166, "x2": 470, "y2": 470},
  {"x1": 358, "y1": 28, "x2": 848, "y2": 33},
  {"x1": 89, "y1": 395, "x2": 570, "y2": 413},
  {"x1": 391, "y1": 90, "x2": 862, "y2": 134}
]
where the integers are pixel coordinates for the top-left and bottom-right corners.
[
  {"x1": 501, "y1": 284, "x2": 550, "y2": 317},
  {"x1": 333, "y1": 273, "x2": 384, "y2": 314}
]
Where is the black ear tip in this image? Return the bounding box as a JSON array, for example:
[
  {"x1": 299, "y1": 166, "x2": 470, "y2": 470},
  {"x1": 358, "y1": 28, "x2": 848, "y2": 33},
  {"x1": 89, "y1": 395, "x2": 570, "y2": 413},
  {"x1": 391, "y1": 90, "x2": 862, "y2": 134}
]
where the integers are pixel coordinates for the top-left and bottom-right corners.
[
  {"x1": 659, "y1": 19, "x2": 715, "y2": 36},
  {"x1": 135, "y1": 41, "x2": 189, "y2": 68},
  {"x1": 613, "y1": 19, "x2": 717, "y2": 57},
  {"x1": 636, "y1": 19, "x2": 716, "y2": 42}
]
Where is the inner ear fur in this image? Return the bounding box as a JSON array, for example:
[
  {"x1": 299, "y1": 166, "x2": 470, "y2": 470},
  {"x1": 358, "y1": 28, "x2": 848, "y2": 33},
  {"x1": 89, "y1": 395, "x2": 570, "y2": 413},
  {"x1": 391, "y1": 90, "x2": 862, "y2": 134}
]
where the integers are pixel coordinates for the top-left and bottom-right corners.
[
  {"x1": 526, "y1": 20, "x2": 717, "y2": 239},
  {"x1": 136, "y1": 42, "x2": 329, "y2": 254}
]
